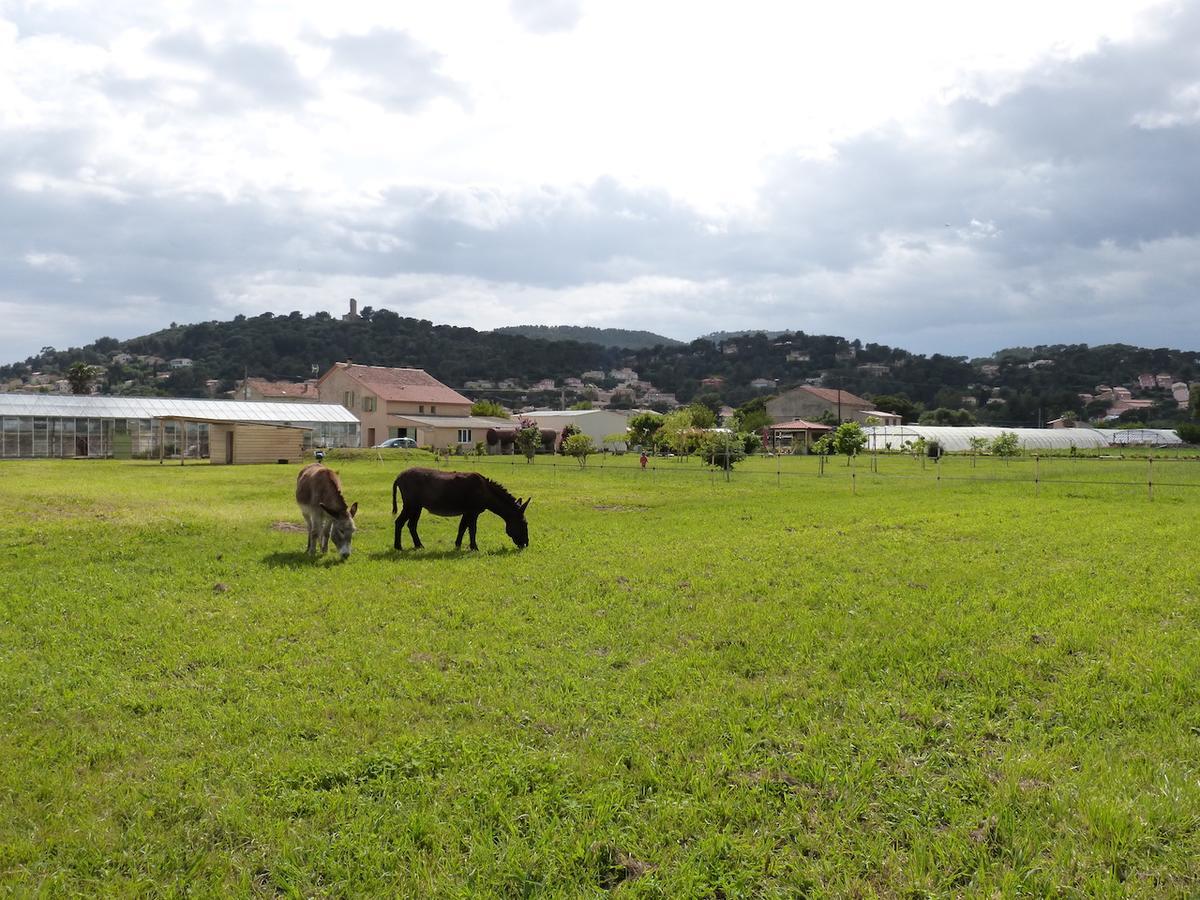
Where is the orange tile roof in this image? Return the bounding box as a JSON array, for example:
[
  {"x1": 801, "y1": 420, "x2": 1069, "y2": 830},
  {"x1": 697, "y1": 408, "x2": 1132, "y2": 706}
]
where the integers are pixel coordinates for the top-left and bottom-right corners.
[
  {"x1": 772, "y1": 419, "x2": 833, "y2": 431},
  {"x1": 323, "y1": 362, "x2": 471, "y2": 405}
]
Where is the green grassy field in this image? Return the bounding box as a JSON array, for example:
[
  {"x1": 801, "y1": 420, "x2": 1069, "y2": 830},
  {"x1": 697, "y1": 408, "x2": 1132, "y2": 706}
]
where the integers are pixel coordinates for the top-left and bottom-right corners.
[{"x1": 2, "y1": 453, "x2": 1198, "y2": 896}]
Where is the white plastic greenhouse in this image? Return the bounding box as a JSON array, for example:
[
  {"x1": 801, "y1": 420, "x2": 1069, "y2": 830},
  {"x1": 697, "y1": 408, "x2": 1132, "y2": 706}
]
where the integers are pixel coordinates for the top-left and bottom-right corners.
[{"x1": 862, "y1": 425, "x2": 1182, "y2": 453}]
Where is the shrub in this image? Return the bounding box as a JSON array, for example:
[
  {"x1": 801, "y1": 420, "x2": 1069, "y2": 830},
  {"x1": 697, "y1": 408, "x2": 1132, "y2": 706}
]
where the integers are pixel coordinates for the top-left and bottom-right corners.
[
  {"x1": 832, "y1": 421, "x2": 867, "y2": 460},
  {"x1": 698, "y1": 432, "x2": 746, "y2": 468},
  {"x1": 1177, "y1": 422, "x2": 1200, "y2": 444},
  {"x1": 562, "y1": 433, "x2": 595, "y2": 467},
  {"x1": 991, "y1": 431, "x2": 1021, "y2": 457},
  {"x1": 515, "y1": 421, "x2": 542, "y2": 462}
]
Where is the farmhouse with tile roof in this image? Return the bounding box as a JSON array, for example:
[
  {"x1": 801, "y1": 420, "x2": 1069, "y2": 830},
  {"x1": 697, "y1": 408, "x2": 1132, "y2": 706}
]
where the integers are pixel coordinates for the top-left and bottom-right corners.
[
  {"x1": 317, "y1": 362, "x2": 472, "y2": 449},
  {"x1": 765, "y1": 385, "x2": 874, "y2": 424}
]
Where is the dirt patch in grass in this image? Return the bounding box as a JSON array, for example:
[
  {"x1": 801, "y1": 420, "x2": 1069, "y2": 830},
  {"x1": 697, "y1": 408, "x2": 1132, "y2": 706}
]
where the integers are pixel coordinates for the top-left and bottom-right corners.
[
  {"x1": 271, "y1": 521, "x2": 306, "y2": 532},
  {"x1": 592, "y1": 504, "x2": 650, "y2": 512},
  {"x1": 590, "y1": 843, "x2": 654, "y2": 890}
]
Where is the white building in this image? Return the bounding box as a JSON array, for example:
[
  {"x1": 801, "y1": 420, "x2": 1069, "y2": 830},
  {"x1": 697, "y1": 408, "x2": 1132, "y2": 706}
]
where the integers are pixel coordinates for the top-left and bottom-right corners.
[{"x1": 519, "y1": 408, "x2": 633, "y2": 450}]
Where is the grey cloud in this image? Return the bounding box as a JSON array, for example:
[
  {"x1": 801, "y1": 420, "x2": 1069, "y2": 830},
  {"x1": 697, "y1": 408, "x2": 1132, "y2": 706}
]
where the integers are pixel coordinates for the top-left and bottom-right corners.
[
  {"x1": 148, "y1": 30, "x2": 315, "y2": 111},
  {"x1": 509, "y1": 0, "x2": 584, "y2": 34},
  {"x1": 325, "y1": 29, "x2": 467, "y2": 111}
]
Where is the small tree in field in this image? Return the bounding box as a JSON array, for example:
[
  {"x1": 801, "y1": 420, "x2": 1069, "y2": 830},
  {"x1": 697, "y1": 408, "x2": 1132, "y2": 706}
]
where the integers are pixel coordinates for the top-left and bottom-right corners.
[
  {"x1": 515, "y1": 417, "x2": 541, "y2": 462},
  {"x1": 967, "y1": 435, "x2": 989, "y2": 467},
  {"x1": 562, "y1": 433, "x2": 595, "y2": 467},
  {"x1": 991, "y1": 431, "x2": 1021, "y2": 461},
  {"x1": 698, "y1": 431, "x2": 746, "y2": 468},
  {"x1": 832, "y1": 421, "x2": 867, "y2": 463}
]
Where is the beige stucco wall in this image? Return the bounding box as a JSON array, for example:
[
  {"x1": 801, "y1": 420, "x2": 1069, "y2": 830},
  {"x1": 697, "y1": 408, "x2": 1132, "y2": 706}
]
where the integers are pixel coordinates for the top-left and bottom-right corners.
[{"x1": 210, "y1": 424, "x2": 303, "y2": 465}]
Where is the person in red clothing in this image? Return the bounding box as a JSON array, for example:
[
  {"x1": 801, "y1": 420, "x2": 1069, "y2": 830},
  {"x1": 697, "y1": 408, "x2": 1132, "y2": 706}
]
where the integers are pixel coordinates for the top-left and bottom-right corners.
[{"x1": 639, "y1": 451, "x2": 648, "y2": 469}]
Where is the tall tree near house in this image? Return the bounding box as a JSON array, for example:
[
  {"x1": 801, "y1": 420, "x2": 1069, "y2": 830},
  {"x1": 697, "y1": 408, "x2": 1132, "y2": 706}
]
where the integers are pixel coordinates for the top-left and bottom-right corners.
[
  {"x1": 66, "y1": 362, "x2": 101, "y2": 395},
  {"x1": 470, "y1": 399, "x2": 507, "y2": 417}
]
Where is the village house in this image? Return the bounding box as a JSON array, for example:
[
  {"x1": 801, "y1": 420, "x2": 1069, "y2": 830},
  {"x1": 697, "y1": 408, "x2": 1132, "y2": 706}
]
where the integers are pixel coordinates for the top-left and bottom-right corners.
[
  {"x1": 642, "y1": 390, "x2": 678, "y2": 408},
  {"x1": 168, "y1": 358, "x2": 193, "y2": 369},
  {"x1": 317, "y1": 361, "x2": 474, "y2": 449},
  {"x1": 1092, "y1": 385, "x2": 1154, "y2": 418},
  {"x1": 857, "y1": 363, "x2": 890, "y2": 377},
  {"x1": 786, "y1": 350, "x2": 810, "y2": 363},
  {"x1": 750, "y1": 377, "x2": 776, "y2": 390},
  {"x1": 765, "y1": 385, "x2": 874, "y2": 424},
  {"x1": 234, "y1": 377, "x2": 321, "y2": 403}
]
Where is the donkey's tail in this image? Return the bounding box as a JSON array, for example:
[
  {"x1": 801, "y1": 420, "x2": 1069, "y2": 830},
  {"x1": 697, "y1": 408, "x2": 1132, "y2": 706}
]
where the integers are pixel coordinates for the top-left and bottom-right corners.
[{"x1": 391, "y1": 475, "x2": 401, "y2": 516}]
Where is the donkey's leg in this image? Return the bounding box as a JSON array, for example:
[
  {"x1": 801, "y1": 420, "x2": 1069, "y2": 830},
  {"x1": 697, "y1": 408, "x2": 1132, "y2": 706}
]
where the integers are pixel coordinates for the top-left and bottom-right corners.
[
  {"x1": 319, "y1": 516, "x2": 332, "y2": 554},
  {"x1": 394, "y1": 507, "x2": 409, "y2": 550},
  {"x1": 302, "y1": 510, "x2": 317, "y2": 555},
  {"x1": 466, "y1": 513, "x2": 480, "y2": 551},
  {"x1": 455, "y1": 515, "x2": 469, "y2": 549},
  {"x1": 407, "y1": 507, "x2": 424, "y2": 549}
]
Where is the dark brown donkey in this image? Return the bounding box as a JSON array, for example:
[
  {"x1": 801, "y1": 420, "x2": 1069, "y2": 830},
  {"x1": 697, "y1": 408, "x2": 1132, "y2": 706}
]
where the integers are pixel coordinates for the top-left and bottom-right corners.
[
  {"x1": 392, "y1": 467, "x2": 530, "y2": 551},
  {"x1": 296, "y1": 463, "x2": 359, "y2": 559}
]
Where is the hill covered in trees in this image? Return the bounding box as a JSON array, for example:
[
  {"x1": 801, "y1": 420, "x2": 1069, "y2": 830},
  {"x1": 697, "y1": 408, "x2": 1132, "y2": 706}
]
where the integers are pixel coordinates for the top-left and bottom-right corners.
[
  {"x1": 2, "y1": 308, "x2": 1196, "y2": 427},
  {"x1": 492, "y1": 324, "x2": 683, "y2": 349}
]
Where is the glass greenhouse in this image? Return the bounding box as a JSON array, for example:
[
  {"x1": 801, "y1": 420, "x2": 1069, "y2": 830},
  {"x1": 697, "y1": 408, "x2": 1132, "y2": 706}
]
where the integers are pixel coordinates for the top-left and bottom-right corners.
[
  {"x1": 0, "y1": 394, "x2": 360, "y2": 460},
  {"x1": 863, "y1": 425, "x2": 1182, "y2": 453}
]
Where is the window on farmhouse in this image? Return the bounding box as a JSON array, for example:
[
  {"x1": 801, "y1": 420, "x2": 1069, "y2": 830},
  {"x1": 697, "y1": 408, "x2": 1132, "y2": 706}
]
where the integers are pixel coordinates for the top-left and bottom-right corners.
[
  {"x1": 343, "y1": 391, "x2": 355, "y2": 409},
  {"x1": 362, "y1": 396, "x2": 376, "y2": 412},
  {"x1": 458, "y1": 429, "x2": 471, "y2": 443}
]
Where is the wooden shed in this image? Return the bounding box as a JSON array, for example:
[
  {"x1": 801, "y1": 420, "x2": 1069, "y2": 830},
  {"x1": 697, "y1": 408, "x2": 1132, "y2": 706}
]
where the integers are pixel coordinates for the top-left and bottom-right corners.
[
  {"x1": 207, "y1": 423, "x2": 307, "y2": 465},
  {"x1": 157, "y1": 416, "x2": 308, "y2": 465}
]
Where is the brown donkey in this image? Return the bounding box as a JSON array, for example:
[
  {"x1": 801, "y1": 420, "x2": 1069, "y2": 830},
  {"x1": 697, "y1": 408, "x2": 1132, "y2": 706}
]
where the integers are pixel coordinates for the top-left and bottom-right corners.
[{"x1": 295, "y1": 463, "x2": 359, "y2": 559}]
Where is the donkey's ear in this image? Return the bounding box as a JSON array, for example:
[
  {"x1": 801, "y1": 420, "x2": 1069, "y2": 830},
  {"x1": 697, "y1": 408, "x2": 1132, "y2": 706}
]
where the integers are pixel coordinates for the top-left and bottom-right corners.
[
  {"x1": 348, "y1": 502, "x2": 358, "y2": 518},
  {"x1": 521, "y1": 498, "x2": 532, "y2": 512}
]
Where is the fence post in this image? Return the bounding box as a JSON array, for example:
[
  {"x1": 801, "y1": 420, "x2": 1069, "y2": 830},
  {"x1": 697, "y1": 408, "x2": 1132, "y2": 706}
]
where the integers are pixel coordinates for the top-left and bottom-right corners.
[
  {"x1": 1148, "y1": 455, "x2": 1153, "y2": 501},
  {"x1": 935, "y1": 454, "x2": 940, "y2": 488},
  {"x1": 1035, "y1": 454, "x2": 1040, "y2": 497}
]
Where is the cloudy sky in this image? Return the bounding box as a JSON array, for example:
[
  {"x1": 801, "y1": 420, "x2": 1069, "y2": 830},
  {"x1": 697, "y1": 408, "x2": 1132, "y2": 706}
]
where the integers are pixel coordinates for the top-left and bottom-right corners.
[{"x1": 2, "y1": 0, "x2": 1197, "y2": 364}]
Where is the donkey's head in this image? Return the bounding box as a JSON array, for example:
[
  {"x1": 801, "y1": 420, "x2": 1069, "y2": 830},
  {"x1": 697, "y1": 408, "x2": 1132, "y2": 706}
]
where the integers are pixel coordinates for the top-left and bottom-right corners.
[
  {"x1": 505, "y1": 497, "x2": 531, "y2": 549},
  {"x1": 322, "y1": 501, "x2": 359, "y2": 559}
]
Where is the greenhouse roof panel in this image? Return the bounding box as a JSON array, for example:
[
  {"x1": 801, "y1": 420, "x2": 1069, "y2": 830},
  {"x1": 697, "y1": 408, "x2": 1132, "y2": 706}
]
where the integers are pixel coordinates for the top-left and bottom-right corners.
[{"x1": 0, "y1": 393, "x2": 358, "y2": 424}]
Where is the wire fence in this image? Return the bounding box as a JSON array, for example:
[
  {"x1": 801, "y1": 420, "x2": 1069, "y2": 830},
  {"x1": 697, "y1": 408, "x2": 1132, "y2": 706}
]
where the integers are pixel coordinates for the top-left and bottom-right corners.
[{"x1": 402, "y1": 449, "x2": 1200, "y2": 501}]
